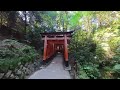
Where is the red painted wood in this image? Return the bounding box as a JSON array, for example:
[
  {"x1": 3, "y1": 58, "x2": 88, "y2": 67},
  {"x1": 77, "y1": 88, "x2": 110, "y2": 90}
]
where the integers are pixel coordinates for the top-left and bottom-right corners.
[
  {"x1": 52, "y1": 43, "x2": 55, "y2": 54},
  {"x1": 42, "y1": 32, "x2": 72, "y2": 61},
  {"x1": 64, "y1": 35, "x2": 68, "y2": 61},
  {"x1": 43, "y1": 36, "x2": 47, "y2": 61},
  {"x1": 47, "y1": 40, "x2": 64, "y2": 44}
]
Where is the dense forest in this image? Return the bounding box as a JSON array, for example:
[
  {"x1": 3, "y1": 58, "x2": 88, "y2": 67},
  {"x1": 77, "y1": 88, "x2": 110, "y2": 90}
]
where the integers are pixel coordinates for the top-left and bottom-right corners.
[{"x1": 0, "y1": 11, "x2": 120, "y2": 79}]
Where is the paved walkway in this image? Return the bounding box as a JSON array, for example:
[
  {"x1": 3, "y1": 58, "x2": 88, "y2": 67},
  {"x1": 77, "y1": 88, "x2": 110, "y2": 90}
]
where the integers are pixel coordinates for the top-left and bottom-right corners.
[{"x1": 28, "y1": 54, "x2": 71, "y2": 79}]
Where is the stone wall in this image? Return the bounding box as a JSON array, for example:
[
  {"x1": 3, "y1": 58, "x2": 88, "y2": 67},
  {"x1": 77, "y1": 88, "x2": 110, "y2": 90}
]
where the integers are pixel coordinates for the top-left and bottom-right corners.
[{"x1": 0, "y1": 59, "x2": 41, "y2": 79}]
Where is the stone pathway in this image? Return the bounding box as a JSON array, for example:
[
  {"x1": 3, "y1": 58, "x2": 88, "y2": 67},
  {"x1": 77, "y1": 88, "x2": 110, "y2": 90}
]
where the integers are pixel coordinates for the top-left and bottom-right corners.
[{"x1": 28, "y1": 54, "x2": 71, "y2": 79}]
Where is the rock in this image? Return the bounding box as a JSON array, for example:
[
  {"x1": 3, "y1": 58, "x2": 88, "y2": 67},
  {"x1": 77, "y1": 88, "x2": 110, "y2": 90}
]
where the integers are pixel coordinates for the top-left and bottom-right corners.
[
  {"x1": 33, "y1": 61, "x2": 39, "y2": 69},
  {"x1": 9, "y1": 74, "x2": 15, "y2": 79},
  {"x1": 25, "y1": 68, "x2": 31, "y2": 75},
  {"x1": 22, "y1": 67, "x2": 27, "y2": 72},
  {"x1": 25, "y1": 63, "x2": 29, "y2": 67},
  {"x1": 34, "y1": 62, "x2": 37, "y2": 65},
  {"x1": 14, "y1": 68, "x2": 18, "y2": 73},
  {"x1": 5, "y1": 70, "x2": 12, "y2": 78},
  {"x1": 20, "y1": 72, "x2": 25, "y2": 79},
  {"x1": 16, "y1": 70, "x2": 22, "y2": 75},
  {"x1": 22, "y1": 67, "x2": 32, "y2": 76},
  {"x1": 27, "y1": 64, "x2": 31, "y2": 69},
  {"x1": 20, "y1": 65, "x2": 23, "y2": 70},
  {"x1": 30, "y1": 67, "x2": 34, "y2": 72},
  {"x1": 29, "y1": 64, "x2": 34, "y2": 71},
  {"x1": 15, "y1": 76, "x2": 19, "y2": 79},
  {"x1": 0, "y1": 73, "x2": 4, "y2": 79}
]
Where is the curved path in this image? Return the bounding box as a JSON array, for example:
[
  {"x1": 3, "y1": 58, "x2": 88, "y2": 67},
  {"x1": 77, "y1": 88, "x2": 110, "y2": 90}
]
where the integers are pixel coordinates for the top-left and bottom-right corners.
[{"x1": 28, "y1": 54, "x2": 71, "y2": 79}]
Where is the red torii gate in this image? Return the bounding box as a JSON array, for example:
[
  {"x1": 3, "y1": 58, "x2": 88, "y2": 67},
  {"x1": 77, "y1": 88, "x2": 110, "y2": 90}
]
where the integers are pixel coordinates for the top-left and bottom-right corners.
[{"x1": 40, "y1": 31, "x2": 73, "y2": 67}]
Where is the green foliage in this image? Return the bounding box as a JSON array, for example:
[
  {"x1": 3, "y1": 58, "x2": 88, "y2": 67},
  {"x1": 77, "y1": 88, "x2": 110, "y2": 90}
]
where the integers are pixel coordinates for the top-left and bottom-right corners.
[
  {"x1": 108, "y1": 37, "x2": 120, "y2": 52},
  {"x1": 78, "y1": 67, "x2": 90, "y2": 79},
  {"x1": 83, "y1": 64, "x2": 101, "y2": 79},
  {"x1": 69, "y1": 30, "x2": 97, "y2": 64},
  {"x1": 1, "y1": 11, "x2": 120, "y2": 79},
  {"x1": 78, "y1": 63, "x2": 101, "y2": 79},
  {"x1": 69, "y1": 12, "x2": 82, "y2": 28},
  {"x1": 70, "y1": 12, "x2": 120, "y2": 79},
  {"x1": 113, "y1": 64, "x2": 120, "y2": 72},
  {"x1": 0, "y1": 39, "x2": 39, "y2": 72},
  {"x1": 95, "y1": 45, "x2": 106, "y2": 61},
  {"x1": 69, "y1": 29, "x2": 105, "y2": 79}
]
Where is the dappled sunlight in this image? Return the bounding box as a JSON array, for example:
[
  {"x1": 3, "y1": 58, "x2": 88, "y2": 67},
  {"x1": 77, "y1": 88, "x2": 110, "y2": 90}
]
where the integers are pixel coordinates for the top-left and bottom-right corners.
[{"x1": 0, "y1": 11, "x2": 120, "y2": 79}]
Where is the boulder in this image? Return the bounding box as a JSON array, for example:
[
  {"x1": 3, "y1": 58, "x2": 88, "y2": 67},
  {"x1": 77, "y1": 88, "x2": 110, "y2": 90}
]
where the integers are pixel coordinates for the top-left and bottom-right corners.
[
  {"x1": 14, "y1": 68, "x2": 18, "y2": 73},
  {"x1": 20, "y1": 65, "x2": 23, "y2": 70},
  {"x1": 15, "y1": 76, "x2": 19, "y2": 79},
  {"x1": 0, "y1": 73, "x2": 4, "y2": 79},
  {"x1": 16, "y1": 70, "x2": 22, "y2": 76},
  {"x1": 5, "y1": 70, "x2": 12, "y2": 78},
  {"x1": 9, "y1": 74, "x2": 15, "y2": 79},
  {"x1": 30, "y1": 67, "x2": 35, "y2": 72},
  {"x1": 27, "y1": 64, "x2": 31, "y2": 69},
  {"x1": 20, "y1": 72, "x2": 25, "y2": 79},
  {"x1": 25, "y1": 63, "x2": 29, "y2": 67},
  {"x1": 25, "y1": 68, "x2": 31, "y2": 75},
  {"x1": 22, "y1": 67, "x2": 27, "y2": 72}
]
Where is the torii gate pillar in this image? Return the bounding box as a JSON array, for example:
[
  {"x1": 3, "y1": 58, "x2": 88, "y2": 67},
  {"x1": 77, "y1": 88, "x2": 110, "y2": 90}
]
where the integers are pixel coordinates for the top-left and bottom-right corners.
[{"x1": 64, "y1": 34, "x2": 69, "y2": 67}]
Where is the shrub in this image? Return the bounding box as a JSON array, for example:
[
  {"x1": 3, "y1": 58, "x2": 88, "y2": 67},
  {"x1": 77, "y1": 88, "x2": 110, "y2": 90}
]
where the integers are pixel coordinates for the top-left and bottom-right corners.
[{"x1": 0, "y1": 39, "x2": 39, "y2": 72}]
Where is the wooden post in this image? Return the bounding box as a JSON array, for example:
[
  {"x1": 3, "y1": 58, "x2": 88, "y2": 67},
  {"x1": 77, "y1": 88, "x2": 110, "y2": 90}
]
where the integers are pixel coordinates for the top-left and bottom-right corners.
[
  {"x1": 49, "y1": 44, "x2": 53, "y2": 57},
  {"x1": 55, "y1": 44, "x2": 57, "y2": 52},
  {"x1": 64, "y1": 34, "x2": 69, "y2": 67},
  {"x1": 52, "y1": 43, "x2": 54, "y2": 54},
  {"x1": 64, "y1": 34, "x2": 68, "y2": 61},
  {"x1": 43, "y1": 35, "x2": 47, "y2": 61},
  {"x1": 47, "y1": 43, "x2": 49, "y2": 58},
  {"x1": 54, "y1": 44, "x2": 56, "y2": 53},
  {"x1": 53, "y1": 43, "x2": 54, "y2": 55}
]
